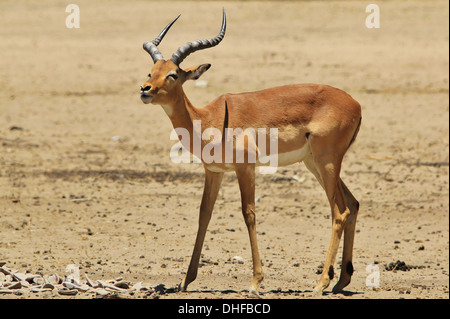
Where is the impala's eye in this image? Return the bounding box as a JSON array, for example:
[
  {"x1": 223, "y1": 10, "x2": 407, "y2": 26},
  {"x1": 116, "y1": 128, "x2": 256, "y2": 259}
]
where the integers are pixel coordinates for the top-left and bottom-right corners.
[
  {"x1": 167, "y1": 73, "x2": 178, "y2": 81},
  {"x1": 148, "y1": 73, "x2": 151, "y2": 78}
]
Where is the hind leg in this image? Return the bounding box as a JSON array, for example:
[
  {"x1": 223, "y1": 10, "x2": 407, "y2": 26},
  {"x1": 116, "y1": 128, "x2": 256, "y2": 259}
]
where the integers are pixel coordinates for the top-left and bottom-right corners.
[
  {"x1": 332, "y1": 179, "x2": 359, "y2": 293},
  {"x1": 303, "y1": 137, "x2": 351, "y2": 295}
]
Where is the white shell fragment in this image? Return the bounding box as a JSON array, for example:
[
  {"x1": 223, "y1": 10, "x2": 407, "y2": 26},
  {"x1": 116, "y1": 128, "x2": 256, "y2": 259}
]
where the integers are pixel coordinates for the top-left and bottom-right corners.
[
  {"x1": 130, "y1": 281, "x2": 143, "y2": 291},
  {"x1": 292, "y1": 174, "x2": 306, "y2": 183},
  {"x1": 33, "y1": 277, "x2": 45, "y2": 285},
  {"x1": 84, "y1": 273, "x2": 98, "y2": 288},
  {"x1": 47, "y1": 274, "x2": 61, "y2": 285},
  {"x1": 232, "y1": 256, "x2": 245, "y2": 264},
  {"x1": 92, "y1": 288, "x2": 109, "y2": 296}
]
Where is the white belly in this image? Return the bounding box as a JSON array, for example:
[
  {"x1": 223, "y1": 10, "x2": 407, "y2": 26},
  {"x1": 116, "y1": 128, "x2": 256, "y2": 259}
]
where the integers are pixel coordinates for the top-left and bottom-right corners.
[{"x1": 257, "y1": 143, "x2": 310, "y2": 168}]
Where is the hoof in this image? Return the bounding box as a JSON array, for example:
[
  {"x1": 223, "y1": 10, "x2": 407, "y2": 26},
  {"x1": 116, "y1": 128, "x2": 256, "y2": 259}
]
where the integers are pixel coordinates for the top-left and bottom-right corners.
[
  {"x1": 249, "y1": 286, "x2": 261, "y2": 297},
  {"x1": 313, "y1": 287, "x2": 324, "y2": 296},
  {"x1": 246, "y1": 288, "x2": 262, "y2": 299},
  {"x1": 178, "y1": 282, "x2": 187, "y2": 292},
  {"x1": 331, "y1": 285, "x2": 342, "y2": 294},
  {"x1": 313, "y1": 278, "x2": 330, "y2": 296},
  {"x1": 332, "y1": 279, "x2": 350, "y2": 294}
]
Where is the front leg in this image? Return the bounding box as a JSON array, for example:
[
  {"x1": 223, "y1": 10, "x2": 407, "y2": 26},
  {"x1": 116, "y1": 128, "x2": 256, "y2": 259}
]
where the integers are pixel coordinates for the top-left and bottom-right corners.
[
  {"x1": 235, "y1": 164, "x2": 264, "y2": 294},
  {"x1": 179, "y1": 168, "x2": 223, "y2": 292}
]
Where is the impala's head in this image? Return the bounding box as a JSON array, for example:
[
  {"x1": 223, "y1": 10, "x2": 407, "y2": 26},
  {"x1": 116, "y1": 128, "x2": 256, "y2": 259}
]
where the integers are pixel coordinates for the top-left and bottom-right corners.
[{"x1": 140, "y1": 9, "x2": 226, "y2": 106}]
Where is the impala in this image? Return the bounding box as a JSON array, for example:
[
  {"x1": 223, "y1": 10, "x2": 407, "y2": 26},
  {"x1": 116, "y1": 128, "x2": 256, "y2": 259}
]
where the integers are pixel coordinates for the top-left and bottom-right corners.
[{"x1": 139, "y1": 9, "x2": 362, "y2": 295}]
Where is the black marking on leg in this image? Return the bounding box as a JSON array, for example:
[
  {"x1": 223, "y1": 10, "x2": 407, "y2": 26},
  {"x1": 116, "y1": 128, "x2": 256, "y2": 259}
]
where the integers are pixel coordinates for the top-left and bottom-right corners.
[
  {"x1": 305, "y1": 132, "x2": 311, "y2": 140},
  {"x1": 328, "y1": 265, "x2": 334, "y2": 280},
  {"x1": 346, "y1": 261, "x2": 354, "y2": 276}
]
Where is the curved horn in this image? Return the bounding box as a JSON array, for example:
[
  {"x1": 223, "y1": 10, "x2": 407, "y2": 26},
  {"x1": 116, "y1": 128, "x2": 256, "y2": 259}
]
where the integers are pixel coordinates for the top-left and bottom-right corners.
[
  {"x1": 170, "y1": 8, "x2": 226, "y2": 66},
  {"x1": 143, "y1": 15, "x2": 180, "y2": 63}
]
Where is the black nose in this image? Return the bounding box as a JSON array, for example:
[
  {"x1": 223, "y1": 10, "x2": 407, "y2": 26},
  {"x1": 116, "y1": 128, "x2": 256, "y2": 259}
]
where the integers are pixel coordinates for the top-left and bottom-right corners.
[{"x1": 141, "y1": 85, "x2": 151, "y2": 92}]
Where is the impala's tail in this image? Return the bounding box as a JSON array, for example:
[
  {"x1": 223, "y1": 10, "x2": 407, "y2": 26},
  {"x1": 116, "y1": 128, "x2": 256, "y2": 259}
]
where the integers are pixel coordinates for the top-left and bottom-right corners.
[{"x1": 348, "y1": 116, "x2": 362, "y2": 149}]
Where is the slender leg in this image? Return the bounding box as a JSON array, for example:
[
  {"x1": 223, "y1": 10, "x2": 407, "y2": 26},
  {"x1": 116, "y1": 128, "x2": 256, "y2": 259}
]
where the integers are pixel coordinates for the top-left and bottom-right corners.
[
  {"x1": 314, "y1": 172, "x2": 349, "y2": 294},
  {"x1": 332, "y1": 179, "x2": 359, "y2": 293},
  {"x1": 304, "y1": 157, "x2": 359, "y2": 293},
  {"x1": 306, "y1": 137, "x2": 351, "y2": 295},
  {"x1": 179, "y1": 168, "x2": 223, "y2": 292},
  {"x1": 234, "y1": 164, "x2": 264, "y2": 294}
]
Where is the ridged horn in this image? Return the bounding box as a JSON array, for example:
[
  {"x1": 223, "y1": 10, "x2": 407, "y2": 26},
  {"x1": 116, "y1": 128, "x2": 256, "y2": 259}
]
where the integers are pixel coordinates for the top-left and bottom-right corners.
[
  {"x1": 143, "y1": 15, "x2": 180, "y2": 63},
  {"x1": 170, "y1": 8, "x2": 226, "y2": 66}
]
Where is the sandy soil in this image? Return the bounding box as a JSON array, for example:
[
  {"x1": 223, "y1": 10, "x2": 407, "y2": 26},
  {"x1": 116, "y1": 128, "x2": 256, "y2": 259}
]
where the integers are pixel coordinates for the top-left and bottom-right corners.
[{"x1": 0, "y1": 0, "x2": 448, "y2": 299}]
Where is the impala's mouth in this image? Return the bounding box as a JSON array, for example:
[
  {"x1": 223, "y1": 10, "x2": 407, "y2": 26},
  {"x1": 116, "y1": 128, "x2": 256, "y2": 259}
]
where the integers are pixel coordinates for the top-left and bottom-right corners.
[{"x1": 140, "y1": 91, "x2": 153, "y2": 104}]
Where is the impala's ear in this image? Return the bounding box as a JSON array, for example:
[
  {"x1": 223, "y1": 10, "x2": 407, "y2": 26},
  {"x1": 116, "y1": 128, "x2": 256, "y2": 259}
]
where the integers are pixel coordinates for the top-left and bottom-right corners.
[{"x1": 182, "y1": 64, "x2": 211, "y2": 82}]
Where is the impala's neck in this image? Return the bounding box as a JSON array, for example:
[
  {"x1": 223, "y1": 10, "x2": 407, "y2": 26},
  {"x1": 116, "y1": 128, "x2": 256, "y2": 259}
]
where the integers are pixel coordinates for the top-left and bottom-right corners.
[{"x1": 162, "y1": 87, "x2": 204, "y2": 130}]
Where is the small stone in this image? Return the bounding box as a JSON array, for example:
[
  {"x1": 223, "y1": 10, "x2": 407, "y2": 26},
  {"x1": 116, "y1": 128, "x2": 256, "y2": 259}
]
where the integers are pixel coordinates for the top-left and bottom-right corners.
[
  {"x1": 93, "y1": 288, "x2": 109, "y2": 296},
  {"x1": 31, "y1": 286, "x2": 53, "y2": 293},
  {"x1": 58, "y1": 288, "x2": 78, "y2": 296},
  {"x1": 42, "y1": 283, "x2": 55, "y2": 290},
  {"x1": 0, "y1": 289, "x2": 13, "y2": 294},
  {"x1": 7, "y1": 282, "x2": 22, "y2": 290},
  {"x1": 114, "y1": 281, "x2": 130, "y2": 289}
]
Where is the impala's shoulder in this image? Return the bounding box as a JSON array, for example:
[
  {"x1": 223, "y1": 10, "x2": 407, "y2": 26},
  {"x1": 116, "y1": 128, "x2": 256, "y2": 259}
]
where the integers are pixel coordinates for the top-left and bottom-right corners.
[
  {"x1": 206, "y1": 92, "x2": 243, "y2": 109},
  {"x1": 291, "y1": 83, "x2": 339, "y2": 94},
  {"x1": 206, "y1": 93, "x2": 229, "y2": 109}
]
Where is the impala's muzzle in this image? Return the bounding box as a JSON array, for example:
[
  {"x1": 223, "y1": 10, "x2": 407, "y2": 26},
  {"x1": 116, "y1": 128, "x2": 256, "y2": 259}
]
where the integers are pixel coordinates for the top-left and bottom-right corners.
[{"x1": 140, "y1": 85, "x2": 153, "y2": 104}]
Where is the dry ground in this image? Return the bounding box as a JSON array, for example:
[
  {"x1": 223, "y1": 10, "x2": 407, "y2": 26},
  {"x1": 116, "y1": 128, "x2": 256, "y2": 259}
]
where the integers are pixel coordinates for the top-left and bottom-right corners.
[{"x1": 0, "y1": 0, "x2": 448, "y2": 299}]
